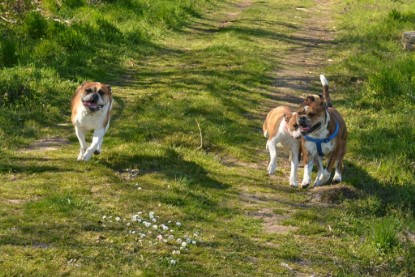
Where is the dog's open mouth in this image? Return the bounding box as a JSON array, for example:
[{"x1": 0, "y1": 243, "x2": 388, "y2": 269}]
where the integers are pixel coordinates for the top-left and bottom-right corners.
[
  {"x1": 83, "y1": 101, "x2": 97, "y2": 108},
  {"x1": 83, "y1": 101, "x2": 103, "y2": 111},
  {"x1": 300, "y1": 126, "x2": 310, "y2": 135}
]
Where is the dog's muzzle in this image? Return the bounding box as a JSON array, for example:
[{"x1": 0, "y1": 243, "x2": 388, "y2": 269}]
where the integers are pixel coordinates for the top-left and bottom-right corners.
[{"x1": 82, "y1": 93, "x2": 104, "y2": 112}]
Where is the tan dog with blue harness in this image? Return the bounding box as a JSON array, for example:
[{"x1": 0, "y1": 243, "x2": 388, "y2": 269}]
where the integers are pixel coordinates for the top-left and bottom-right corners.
[{"x1": 293, "y1": 75, "x2": 347, "y2": 188}]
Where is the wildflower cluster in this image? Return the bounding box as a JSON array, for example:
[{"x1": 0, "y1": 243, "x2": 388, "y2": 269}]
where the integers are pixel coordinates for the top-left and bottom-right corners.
[{"x1": 101, "y1": 210, "x2": 200, "y2": 265}]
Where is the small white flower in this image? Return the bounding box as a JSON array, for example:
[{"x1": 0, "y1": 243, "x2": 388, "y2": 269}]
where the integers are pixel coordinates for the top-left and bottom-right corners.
[
  {"x1": 140, "y1": 233, "x2": 146, "y2": 239},
  {"x1": 102, "y1": 215, "x2": 107, "y2": 220},
  {"x1": 172, "y1": 250, "x2": 181, "y2": 255},
  {"x1": 152, "y1": 225, "x2": 158, "y2": 230},
  {"x1": 170, "y1": 259, "x2": 176, "y2": 265},
  {"x1": 149, "y1": 211, "x2": 155, "y2": 219},
  {"x1": 176, "y1": 222, "x2": 181, "y2": 227},
  {"x1": 168, "y1": 235, "x2": 174, "y2": 240},
  {"x1": 152, "y1": 218, "x2": 157, "y2": 223},
  {"x1": 131, "y1": 215, "x2": 140, "y2": 222},
  {"x1": 192, "y1": 240, "x2": 196, "y2": 245},
  {"x1": 115, "y1": 217, "x2": 121, "y2": 222},
  {"x1": 186, "y1": 238, "x2": 191, "y2": 244},
  {"x1": 181, "y1": 242, "x2": 187, "y2": 247},
  {"x1": 161, "y1": 224, "x2": 169, "y2": 231},
  {"x1": 126, "y1": 222, "x2": 131, "y2": 226},
  {"x1": 157, "y1": 235, "x2": 163, "y2": 241},
  {"x1": 143, "y1": 221, "x2": 151, "y2": 228},
  {"x1": 176, "y1": 238, "x2": 182, "y2": 244}
]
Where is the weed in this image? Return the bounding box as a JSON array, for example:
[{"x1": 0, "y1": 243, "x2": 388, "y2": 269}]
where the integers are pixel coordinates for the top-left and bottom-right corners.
[{"x1": 369, "y1": 217, "x2": 401, "y2": 252}]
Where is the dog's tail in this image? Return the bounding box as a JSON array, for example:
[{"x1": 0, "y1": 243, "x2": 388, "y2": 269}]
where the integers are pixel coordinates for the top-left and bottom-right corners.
[
  {"x1": 263, "y1": 120, "x2": 269, "y2": 138},
  {"x1": 320, "y1": 74, "x2": 333, "y2": 107}
]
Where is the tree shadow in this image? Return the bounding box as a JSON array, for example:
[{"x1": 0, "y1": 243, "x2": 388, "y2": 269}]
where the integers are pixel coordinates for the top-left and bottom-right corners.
[{"x1": 102, "y1": 147, "x2": 229, "y2": 190}]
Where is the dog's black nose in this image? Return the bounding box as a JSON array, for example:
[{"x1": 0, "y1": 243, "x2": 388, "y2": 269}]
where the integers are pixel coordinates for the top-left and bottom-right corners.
[
  {"x1": 299, "y1": 116, "x2": 306, "y2": 122},
  {"x1": 91, "y1": 93, "x2": 99, "y2": 102}
]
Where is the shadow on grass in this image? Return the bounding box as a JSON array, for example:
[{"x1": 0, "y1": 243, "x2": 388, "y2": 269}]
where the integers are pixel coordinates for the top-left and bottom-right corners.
[
  {"x1": 103, "y1": 148, "x2": 229, "y2": 190},
  {"x1": 0, "y1": 157, "x2": 75, "y2": 174},
  {"x1": 344, "y1": 161, "x2": 415, "y2": 215}
]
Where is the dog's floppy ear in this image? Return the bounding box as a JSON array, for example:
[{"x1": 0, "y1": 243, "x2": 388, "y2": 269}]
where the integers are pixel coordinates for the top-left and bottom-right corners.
[
  {"x1": 284, "y1": 113, "x2": 292, "y2": 122},
  {"x1": 106, "y1": 85, "x2": 112, "y2": 95},
  {"x1": 81, "y1": 81, "x2": 88, "y2": 86}
]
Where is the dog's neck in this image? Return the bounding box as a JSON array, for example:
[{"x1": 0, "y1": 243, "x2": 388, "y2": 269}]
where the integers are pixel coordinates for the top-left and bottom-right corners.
[{"x1": 308, "y1": 111, "x2": 330, "y2": 138}]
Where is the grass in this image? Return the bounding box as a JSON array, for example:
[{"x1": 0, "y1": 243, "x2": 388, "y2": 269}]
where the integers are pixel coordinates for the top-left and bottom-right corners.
[{"x1": 0, "y1": 0, "x2": 414, "y2": 276}]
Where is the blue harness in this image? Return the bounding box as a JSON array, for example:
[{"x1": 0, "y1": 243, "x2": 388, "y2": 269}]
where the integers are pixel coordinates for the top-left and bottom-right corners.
[{"x1": 304, "y1": 121, "x2": 339, "y2": 156}]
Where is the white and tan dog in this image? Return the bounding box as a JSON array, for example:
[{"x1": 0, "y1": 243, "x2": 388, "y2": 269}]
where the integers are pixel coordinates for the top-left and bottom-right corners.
[
  {"x1": 293, "y1": 75, "x2": 347, "y2": 188},
  {"x1": 71, "y1": 82, "x2": 113, "y2": 161},
  {"x1": 263, "y1": 106, "x2": 301, "y2": 187}
]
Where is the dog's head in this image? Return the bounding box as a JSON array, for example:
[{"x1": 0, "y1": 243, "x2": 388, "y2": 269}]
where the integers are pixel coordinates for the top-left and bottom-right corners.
[
  {"x1": 77, "y1": 82, "x2": 112, "y2": 112},
  {"x1": 284, "y1": 112, "x2": 302, "y2": 139},
  {"x1": 296, "y1": 101, "x2": 326, "y2": 136}
]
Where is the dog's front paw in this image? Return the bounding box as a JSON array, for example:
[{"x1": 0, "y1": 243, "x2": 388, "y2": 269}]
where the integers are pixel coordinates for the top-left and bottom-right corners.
[
  {"x1": 314, "y1": 171, "x2": 330, "y2": 186},
  {"x1": 289, "y1": 179, "x2": 298, "y2": 187},
  {"x1": 82, "y1": 149, "x2": 94, "y2": 161},
  {"x1": 77, "y1": 149, "x2": 85, "y2": 161},
  {"x1": 332, "y1": 172, "x2": 342, "y2": 184},
  {"x1": 301, "y1": 181, "x2": 310, "y2": 189},
  {"x1": 267, "y1": 163, "x2": 276, "y2": 175}
]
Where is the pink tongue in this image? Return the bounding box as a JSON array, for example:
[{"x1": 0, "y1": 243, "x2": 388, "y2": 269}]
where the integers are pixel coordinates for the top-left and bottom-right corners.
[
  {"x1": 84, "y1": 102, "x2": 97, "y2": 108},
  {"x1": 301, "y1": 127, "x2": 310, "y2": 131}
]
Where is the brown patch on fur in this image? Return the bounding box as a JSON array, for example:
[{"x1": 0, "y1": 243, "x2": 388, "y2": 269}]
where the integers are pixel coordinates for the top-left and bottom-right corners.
[{"x1": 263, "y1": 105, "x2": 291, "y2": 139}]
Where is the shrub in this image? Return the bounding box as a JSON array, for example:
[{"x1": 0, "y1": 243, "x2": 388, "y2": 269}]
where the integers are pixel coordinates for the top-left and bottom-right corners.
[
  {"x1": 0, "y1": 38, "x2": 18, "y2": 67},
  {"x1": 32, "y1": 40, "x2": 66, "y2": 65},
  {"x1": 21, "y1": 12, "x2": 48, "y2": 39},
  {"x1": 95, "y1": 17, "x2": 122, "y2": 42},
  {"x1": 57, "y1": 25, "x2": 89, "y2": 50}
]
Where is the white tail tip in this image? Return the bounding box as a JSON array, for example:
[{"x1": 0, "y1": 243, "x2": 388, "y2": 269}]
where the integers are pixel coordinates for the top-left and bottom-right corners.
[{"x1": 320, "y1": 74, "x2": 328, "y2": 86}]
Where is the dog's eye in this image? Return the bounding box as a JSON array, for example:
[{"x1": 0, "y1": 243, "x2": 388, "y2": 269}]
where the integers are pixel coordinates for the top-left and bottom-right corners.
[
  {"x1": 98, "y1": 90, "x2": 105, "y2": 96},
  {"x1": 86, "y1": 88, "x2": 93, "y2": 93},
  {"x1": 293, "y1": 124, "x2": 299, "y2": 129},
  {"x1": 308, "y1": 112, "x2": 316, "y2": 117}
]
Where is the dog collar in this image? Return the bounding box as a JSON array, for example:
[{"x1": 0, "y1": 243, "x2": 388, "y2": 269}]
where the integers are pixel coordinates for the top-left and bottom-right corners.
[{"x1": 304, "y1": 121, "x2": 339, "y2": 156}]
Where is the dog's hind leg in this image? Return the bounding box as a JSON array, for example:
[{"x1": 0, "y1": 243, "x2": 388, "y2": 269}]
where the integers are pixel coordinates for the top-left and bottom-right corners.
[
  {"x1": 267, "y1": 138, "x2": 277, "y2": 175},
  {"x1": 332, "y1": 148, "x2": 346, "y2": 183}
]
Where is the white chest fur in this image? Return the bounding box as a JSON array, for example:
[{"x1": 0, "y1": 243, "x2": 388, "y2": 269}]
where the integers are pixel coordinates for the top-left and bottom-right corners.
[{"x1": 73, "y1": 105, "x2": 110, "y2": 130}]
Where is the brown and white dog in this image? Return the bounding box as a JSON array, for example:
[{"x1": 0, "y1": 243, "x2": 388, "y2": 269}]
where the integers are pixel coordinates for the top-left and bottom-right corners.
[
  {"x1": 263, "y1": 106, "x2": 301, "y2": 187},
  {"x1": 291, "y1": 75, "x2": 347, "y2": 188},
  {"x1": 71, "y1": 82, "x2": 113, "y2": 161}
]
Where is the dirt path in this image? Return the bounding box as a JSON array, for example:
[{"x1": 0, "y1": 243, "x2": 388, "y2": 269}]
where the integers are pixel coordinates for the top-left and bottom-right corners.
[
  {"x1": 241, "y1": 0, "x2": 337, "y2": 238},
  {"x1": 237, "y1": 1, "x2": 339, "y2": 274},
  {"x1": 268, "y1": 0, "x2": 335, "y2": 109}
]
